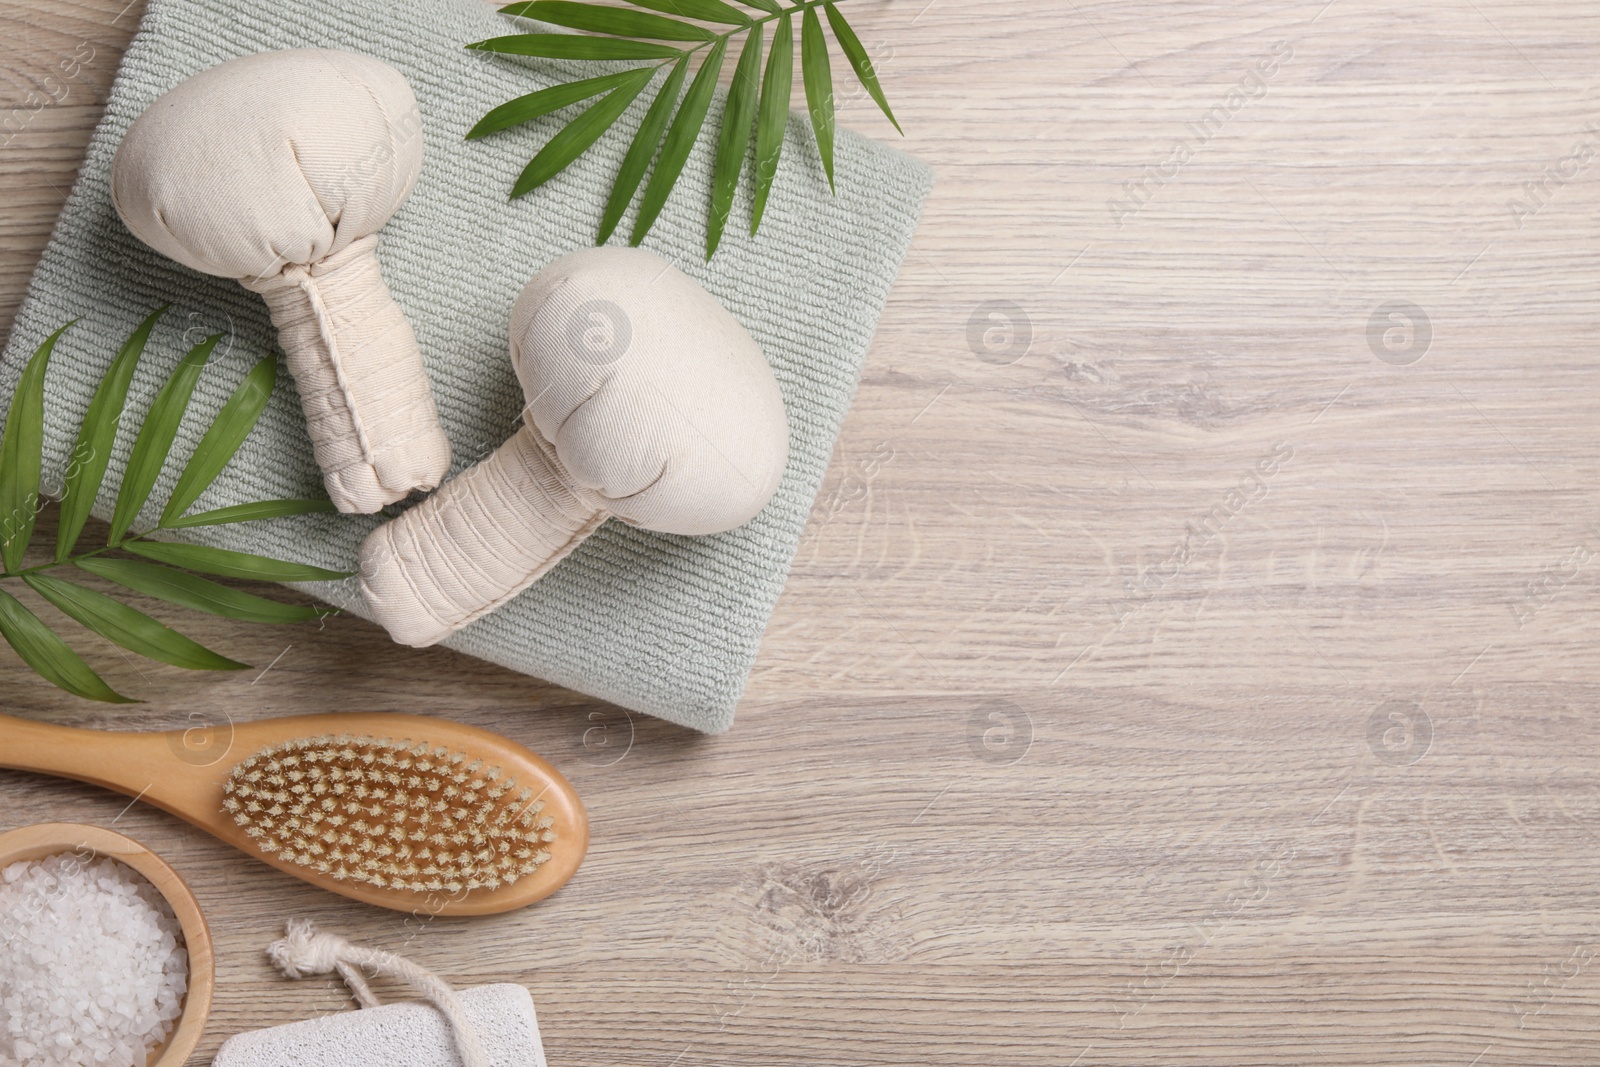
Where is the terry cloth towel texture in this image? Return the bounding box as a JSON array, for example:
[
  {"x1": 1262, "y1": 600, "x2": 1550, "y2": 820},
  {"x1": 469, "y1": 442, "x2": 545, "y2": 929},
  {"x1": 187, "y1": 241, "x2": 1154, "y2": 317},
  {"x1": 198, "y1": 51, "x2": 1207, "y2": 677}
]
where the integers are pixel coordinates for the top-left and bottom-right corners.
[{"x1": 0, "y1": 0, "x2": 932, "y2": 733}]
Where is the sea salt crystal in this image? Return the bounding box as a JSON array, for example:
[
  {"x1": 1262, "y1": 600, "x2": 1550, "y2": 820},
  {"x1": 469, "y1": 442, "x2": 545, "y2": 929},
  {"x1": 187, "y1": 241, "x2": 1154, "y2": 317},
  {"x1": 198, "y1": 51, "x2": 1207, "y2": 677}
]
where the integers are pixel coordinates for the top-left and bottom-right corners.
[{"x1": 0, "y1": 853, "x2": 189, "y2": 1067}]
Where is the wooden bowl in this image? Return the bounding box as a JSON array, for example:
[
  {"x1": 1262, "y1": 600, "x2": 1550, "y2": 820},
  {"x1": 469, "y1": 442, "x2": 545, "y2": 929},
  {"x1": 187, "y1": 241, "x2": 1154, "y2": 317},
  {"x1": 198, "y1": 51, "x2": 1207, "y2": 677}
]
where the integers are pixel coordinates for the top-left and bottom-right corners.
[{"x1": 0, "y1": 822, "x2": 214, "y2": 1067}]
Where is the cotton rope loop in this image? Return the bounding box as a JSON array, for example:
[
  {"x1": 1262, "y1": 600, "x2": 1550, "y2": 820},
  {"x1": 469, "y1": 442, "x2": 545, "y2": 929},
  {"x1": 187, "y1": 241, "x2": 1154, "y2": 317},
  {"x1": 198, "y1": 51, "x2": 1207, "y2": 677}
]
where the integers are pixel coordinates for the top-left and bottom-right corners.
[{"x1": 267, "y1": 919, "x2": 490, "y2": 1067}]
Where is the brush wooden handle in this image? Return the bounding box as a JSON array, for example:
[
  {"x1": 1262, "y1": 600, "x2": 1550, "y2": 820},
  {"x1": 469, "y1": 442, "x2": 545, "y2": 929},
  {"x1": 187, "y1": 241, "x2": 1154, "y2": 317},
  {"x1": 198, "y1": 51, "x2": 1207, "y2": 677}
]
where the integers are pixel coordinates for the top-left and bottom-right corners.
[
  {"x1": 0, "y1": 711, "x2": 587, "y2": 916},
  {"x1": 0, "y1": 713, "x2": 176, "y2": 797}
]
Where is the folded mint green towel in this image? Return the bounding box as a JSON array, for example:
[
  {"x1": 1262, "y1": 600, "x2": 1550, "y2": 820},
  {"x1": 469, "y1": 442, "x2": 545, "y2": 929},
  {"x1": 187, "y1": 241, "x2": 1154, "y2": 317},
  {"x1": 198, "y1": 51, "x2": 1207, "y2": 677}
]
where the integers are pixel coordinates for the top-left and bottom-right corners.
[{"x1": 0, "y1": 0, "x2": 931, "y2": 732}]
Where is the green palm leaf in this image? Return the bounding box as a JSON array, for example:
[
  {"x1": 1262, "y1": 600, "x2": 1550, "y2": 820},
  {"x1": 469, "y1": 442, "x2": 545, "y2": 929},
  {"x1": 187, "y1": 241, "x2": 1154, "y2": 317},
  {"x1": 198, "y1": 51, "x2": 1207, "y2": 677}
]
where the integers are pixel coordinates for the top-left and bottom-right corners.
[
  {"x1": 161, "y1": 356, "x2": 276, "y2": 526},
  {"x1": 625, "y1": 0, "x2": 750, "y2": 25},
  {"x1": 511, "y1": 69, "x2": 655, "y2": 199},
  {"x1": 75, "y1": 557, "x2": 329, "y2": 625},
  {"x1": 800, "y1": 6, "x2": 836, "y2": 192},
  {"x1": 825, "y1": 2, "x2": 900, "y2": 133},
  {"x1": 631, "y1": 36, "x2": 729, "y2": 244},
  {"x1": 24, "y1": 572, "x2": 247, "y2": 671},
  {"x1": 708, "y1": 24, "x2": 764, "y2": 258},
  {"x1": 0, "y1": 322, "x2": 71, "y2": 574},
  {"x1": 0, "y1": 309, "x2": 359, "y2": 702},
  {"x1": 163, "y1": 498, "x2": 336, "y2": 530},
  {"x1": 122, "y1": 540, "x2": 351, "y2": 583},
  {"x1": 751, "y1": 10, "x2": 793, "y2": 235},
  {"x1": 474, "y1": 0, "x2": 908, "y2": 254},
  {"x1": 600, "y1": 56, "x2": 690, "y2": 244},
  {"x1": 0, "y1": 587, "x2": 133, "y2": 702},
  {"x1": 109, "y1": 333, "x2": 220, "y2": 544},
  {"x1": 466, "y1": 34, "x2": 685, "y2": 63},
  {"x1": 470, "y1": 71, "x2": 656, "y2": 141},
  {"x1": 57, "y1": 308, "x2": 165, "y2": 561},
  {"x1": 501, "y1": 1, "x2": 715, "y2": 41}
]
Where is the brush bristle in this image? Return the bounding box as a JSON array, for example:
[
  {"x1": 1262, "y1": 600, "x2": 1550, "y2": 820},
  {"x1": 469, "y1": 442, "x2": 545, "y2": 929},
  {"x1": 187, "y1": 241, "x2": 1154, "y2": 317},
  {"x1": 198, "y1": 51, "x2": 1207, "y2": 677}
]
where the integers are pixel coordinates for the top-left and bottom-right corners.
[{"x1": 221, "y1": 734, "x2": 558, "y2": 895}]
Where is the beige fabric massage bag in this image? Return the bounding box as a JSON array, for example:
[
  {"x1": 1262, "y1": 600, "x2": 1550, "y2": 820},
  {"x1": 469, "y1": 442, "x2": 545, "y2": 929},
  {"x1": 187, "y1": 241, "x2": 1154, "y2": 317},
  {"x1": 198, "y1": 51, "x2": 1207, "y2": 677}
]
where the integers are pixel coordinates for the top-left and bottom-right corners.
[
  {"x1": 110, "y1": 48, "x2": 452, "y2": 514},
  {"x1": 359, "y1": 247, "x2": 791, "y2": 647}
]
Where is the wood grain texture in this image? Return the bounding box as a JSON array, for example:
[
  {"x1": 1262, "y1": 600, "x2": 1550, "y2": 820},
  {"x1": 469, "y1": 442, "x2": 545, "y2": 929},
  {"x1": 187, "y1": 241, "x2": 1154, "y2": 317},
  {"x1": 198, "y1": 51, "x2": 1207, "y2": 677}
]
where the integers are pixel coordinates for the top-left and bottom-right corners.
[{"x1": 4, "y1": 0, "x2": 1600, "y2": 1063}]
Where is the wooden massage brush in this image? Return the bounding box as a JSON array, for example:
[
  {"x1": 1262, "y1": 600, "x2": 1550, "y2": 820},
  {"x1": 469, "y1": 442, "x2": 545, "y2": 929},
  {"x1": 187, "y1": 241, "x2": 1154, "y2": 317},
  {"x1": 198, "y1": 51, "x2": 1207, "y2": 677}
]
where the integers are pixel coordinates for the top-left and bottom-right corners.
[{"x1": 0, "y1": 710, "x2": 586, "y2": 915}]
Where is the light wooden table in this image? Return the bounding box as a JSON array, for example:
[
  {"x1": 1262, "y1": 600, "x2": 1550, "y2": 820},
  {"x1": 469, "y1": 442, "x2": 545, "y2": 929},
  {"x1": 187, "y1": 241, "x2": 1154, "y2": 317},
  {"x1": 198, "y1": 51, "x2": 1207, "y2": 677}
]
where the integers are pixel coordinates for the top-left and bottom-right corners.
[{"x1": 5, "y1": 0, "x2": 1600, "y2": 1063}]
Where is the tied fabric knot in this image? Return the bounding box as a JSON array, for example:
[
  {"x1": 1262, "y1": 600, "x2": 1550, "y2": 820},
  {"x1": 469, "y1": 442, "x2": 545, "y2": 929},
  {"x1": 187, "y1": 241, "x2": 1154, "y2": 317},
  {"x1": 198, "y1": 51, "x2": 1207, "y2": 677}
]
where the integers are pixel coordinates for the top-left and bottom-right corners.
[
  {"x1": 242, "y1": 237, "x2": 382, "y2": 472},
  {"x1": 236, "y1": 228, "x2": 453, "y2": 513},
  {"x1": 267, "y1": 918, "x2": 346, "y2": 978},
  {"x1": 266, "y1": 919, "x2": 491, "y2": 1067}
]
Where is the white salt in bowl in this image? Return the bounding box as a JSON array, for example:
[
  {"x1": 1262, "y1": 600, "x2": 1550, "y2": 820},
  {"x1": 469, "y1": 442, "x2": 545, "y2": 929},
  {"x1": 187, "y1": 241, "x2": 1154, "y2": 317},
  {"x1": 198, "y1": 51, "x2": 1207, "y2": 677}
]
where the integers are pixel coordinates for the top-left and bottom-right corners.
[{"x1": 0, "y1": 822, "x2": 214, "y2": 1067}]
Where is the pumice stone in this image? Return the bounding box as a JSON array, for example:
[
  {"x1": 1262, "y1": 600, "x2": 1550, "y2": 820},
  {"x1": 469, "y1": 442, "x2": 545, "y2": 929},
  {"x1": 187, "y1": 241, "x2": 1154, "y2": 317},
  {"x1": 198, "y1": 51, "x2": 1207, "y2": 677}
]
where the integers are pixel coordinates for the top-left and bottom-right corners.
[
  {"x1": 359, "y1": 247, "x2": 790, "y2": 647},
  {"x1": 110, "y1": 48, "x2": 452, "y2": 514}
]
